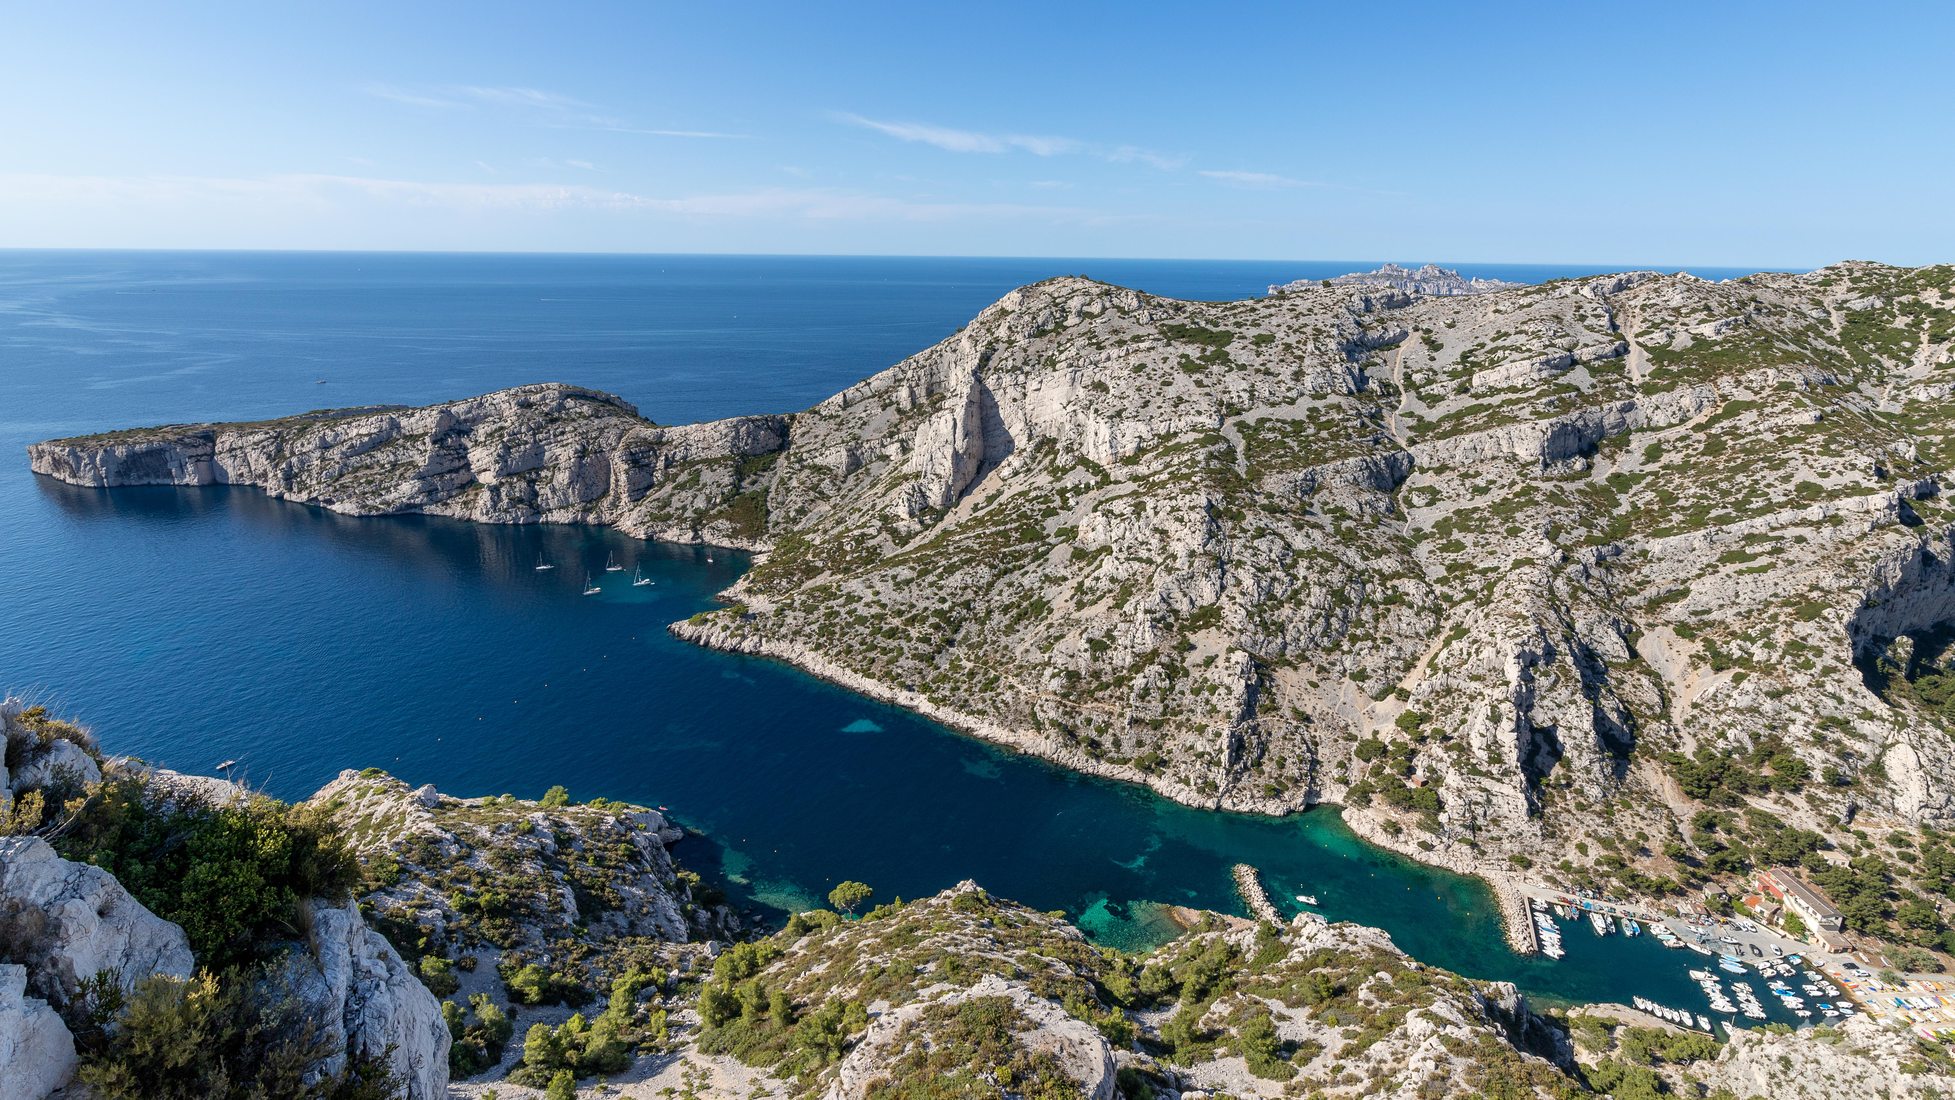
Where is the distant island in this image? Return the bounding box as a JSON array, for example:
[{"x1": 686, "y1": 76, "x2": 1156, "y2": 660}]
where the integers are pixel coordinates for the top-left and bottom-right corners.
[{"x1": 1270, "y1": 262, "x2": 1525, "y2": 297}]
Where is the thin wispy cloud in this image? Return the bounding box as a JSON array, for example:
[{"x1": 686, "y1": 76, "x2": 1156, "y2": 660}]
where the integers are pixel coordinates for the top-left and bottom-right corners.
[
  {"x1": 451, "y1": 85, "x2": 587, "y2": 110},
  {"x1": 1199, "y1": 169, "x2": 1404, "y2": 198},
  {"x1": 364, "y1": 83, "x2": 744, "y2": 138},
  {"x1": 524, "y1": 157, "x2": 599, "y2": 171},
  {"x1": 0, "y1": 172, "x2": 1125, "y2": 226},
  {"x1": 835, "y1": 113, "x2": 1076, "y2": 156},
  {"x1": 1109, "y1": 145, "x2": 1188, "y2": 172},
  {"x1": 1198, "y1": 169, "x2": 1321, "y2": 189},
  {"x1": 580, "y1": 124, "x2": 748, "y2": 139},
  {"x1": 362, "y1": 83, "x2": 465, "y2": 109},
  {"x1": 837, "y1": 113, "x2": 1178, "y2": 169}
]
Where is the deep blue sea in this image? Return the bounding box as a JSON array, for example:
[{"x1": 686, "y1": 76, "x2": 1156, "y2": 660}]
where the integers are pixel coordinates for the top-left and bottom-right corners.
[{"x1": 0, "y1": 250, "x2": 1792, "y2": 1017}]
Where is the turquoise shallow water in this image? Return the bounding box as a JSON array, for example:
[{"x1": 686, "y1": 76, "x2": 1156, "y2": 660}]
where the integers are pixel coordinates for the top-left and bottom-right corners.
[{"x1": 0, "y1": 250, "x2": 1796, "y2": 1021}]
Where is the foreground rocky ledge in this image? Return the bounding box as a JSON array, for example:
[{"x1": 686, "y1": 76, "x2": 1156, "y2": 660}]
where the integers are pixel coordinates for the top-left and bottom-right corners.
[{"x1": 9, "y1": 693, "x2": 1955, "y2": 1097}]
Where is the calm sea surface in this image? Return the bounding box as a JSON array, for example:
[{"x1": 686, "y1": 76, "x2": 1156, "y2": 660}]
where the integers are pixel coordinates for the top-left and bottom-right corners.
[{"x1": 0, "y1": 250, "x2": 1792, "y2": 1016}]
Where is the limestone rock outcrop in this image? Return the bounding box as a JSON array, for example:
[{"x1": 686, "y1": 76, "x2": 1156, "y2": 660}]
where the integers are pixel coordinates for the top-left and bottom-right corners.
[
  {"x1": 307, "y1": 769, "x2": 712, "y2": 961},
  {"x1": 277, "y1": 899, "x2": 449, "y2": 1100},
  {"x1": 0, "y1": 836, "x2": 193, "y2": 1004},
  {"x1": 1692, "y1": 1015, "x2": 1955, "y2": 1098},
  {"x1": 0, "y1": 963, "x2": 75, "y2": 1100},
  {"x1": 28, "y1": 383, "x2": 789, "y2": 548},
  {"x1": 823, "y1": 973, "x2": 1116, "y2": 1100}
]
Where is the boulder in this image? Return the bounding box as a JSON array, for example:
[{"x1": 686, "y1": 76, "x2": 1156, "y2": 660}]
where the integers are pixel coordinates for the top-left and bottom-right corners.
[
  {"x1": 0, "y1": 963, "x2": 76, "y2": 1100},
  {"x1": 0, "y1": 837, "x2": 192, "y2": 1004},
  {"x1": 278, "y1": 899, "x2": 448, "y2": 1100}
]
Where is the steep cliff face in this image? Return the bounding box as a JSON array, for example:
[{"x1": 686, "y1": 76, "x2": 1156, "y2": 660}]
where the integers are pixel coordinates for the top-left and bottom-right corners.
[
  {"x1": 28, "y1": 383, "x2": 789, "y2": 548},
  {"x1": 33, "y1": 263, "x2": 1955, "y2": 902},
  {"x1": 280, "y1": 899, "x2": 450, "y2": 1100}
]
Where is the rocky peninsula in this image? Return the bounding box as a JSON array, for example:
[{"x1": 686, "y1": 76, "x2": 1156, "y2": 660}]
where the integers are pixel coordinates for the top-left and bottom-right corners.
[{"x1": 29, "y1": 262, "x2": 1955, "y2": 963}]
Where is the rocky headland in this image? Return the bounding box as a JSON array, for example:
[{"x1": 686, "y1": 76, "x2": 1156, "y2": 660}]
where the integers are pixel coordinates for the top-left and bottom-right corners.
[{"x1": 33, "y1": 261, "x2": 1955, "y2": 960}]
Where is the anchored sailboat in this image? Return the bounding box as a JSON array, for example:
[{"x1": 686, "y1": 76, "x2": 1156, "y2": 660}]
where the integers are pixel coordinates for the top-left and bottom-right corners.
[
  {"x1": 534, "y1": 553, "x2": 554, "y2": 571},
  {"x1": 632, "y1": 566, "x2": 653, "y2": 587},
  {"x1": 582, "y1": 573, "x2": 602, "y2": 596},
  {"x1": 605, "y1": 552, "x2": 624, "y2": 572}
]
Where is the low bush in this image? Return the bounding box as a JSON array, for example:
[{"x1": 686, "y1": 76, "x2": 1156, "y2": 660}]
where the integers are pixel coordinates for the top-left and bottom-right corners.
[
  {"x1": 54, "y1": 776, "x2": 359, "y2": 969},
  {"x1": 77, "y1": 969, "x2": 400, "y2": 1100}
]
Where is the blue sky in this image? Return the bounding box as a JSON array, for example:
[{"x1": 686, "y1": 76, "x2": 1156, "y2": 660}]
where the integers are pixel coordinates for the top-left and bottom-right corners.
[{"x1": 3, "y1": 1, "x2": 1950, "y2": 266}]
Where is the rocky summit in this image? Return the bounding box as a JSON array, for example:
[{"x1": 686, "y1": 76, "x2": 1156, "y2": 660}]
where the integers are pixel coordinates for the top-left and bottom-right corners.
[{"x1": 30, "y1": 262, "x2": 1955, "y2": 922}]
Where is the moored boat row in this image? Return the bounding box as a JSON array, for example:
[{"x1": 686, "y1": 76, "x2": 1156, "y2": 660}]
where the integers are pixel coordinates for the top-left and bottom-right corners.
[{"x1": 1632, "y1": 995, "x2": 1716, "y2": 1031}]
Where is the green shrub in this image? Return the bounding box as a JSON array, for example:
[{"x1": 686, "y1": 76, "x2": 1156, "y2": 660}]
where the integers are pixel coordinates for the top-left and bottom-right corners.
[
  {"x1": 512, "y1": 968, "x2": 657, "y2": 1084},
  {"x1": 444, "y1": 993, "x2": 515, "y2": 1077},
  {"x1": 503, "y1": 962, "x2": 585, "y2": 1007},
  {"x1": 418, "y1": 955, "x2": 459, "y2": 998},
  {"x1": 77, "y1": 969, "x2": 401, "y2": 1100},
  {"x1": 54, "y1": 777, "x2": 358, "y2": 969}
]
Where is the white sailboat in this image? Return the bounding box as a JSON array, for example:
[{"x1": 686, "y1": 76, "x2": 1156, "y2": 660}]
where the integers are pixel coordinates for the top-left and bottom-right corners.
[
  {"x1": 632, "y1": 566, "x2": 654, "y2": 587},
  {"x1": 534, "y1": 553, "x2": 554, "y2": 571},
  {"x1": 582, "y1": 573, "x2": 602, "y2": 596},
  {"x1": 604, "y1": 552, "x2": 624, "y2": 572}
]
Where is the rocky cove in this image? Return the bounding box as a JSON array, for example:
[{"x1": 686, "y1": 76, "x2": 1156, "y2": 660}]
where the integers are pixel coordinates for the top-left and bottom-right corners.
[{"x1": 14, "y1": 258, "x2": 1955, "y2": 1095}]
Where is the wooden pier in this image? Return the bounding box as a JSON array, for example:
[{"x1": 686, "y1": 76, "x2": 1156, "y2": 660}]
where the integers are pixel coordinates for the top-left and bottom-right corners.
[{"x1": 1232, "y1": 863, "x2": 1283, "y2": 925}]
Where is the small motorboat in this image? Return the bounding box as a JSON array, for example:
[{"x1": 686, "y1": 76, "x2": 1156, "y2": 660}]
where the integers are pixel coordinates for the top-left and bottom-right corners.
[
  {"x1": 215, "y1": 759, "x2": 238, "y2": 771},
  {"x1": 1295, "y1": 894, "x2": 1319, "y2": 906}
]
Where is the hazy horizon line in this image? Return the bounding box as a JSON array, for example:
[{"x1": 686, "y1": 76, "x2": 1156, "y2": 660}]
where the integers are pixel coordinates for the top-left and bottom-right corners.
[{"x1": 0, "y1": 245, "x2": 1829, "y2": 275}]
